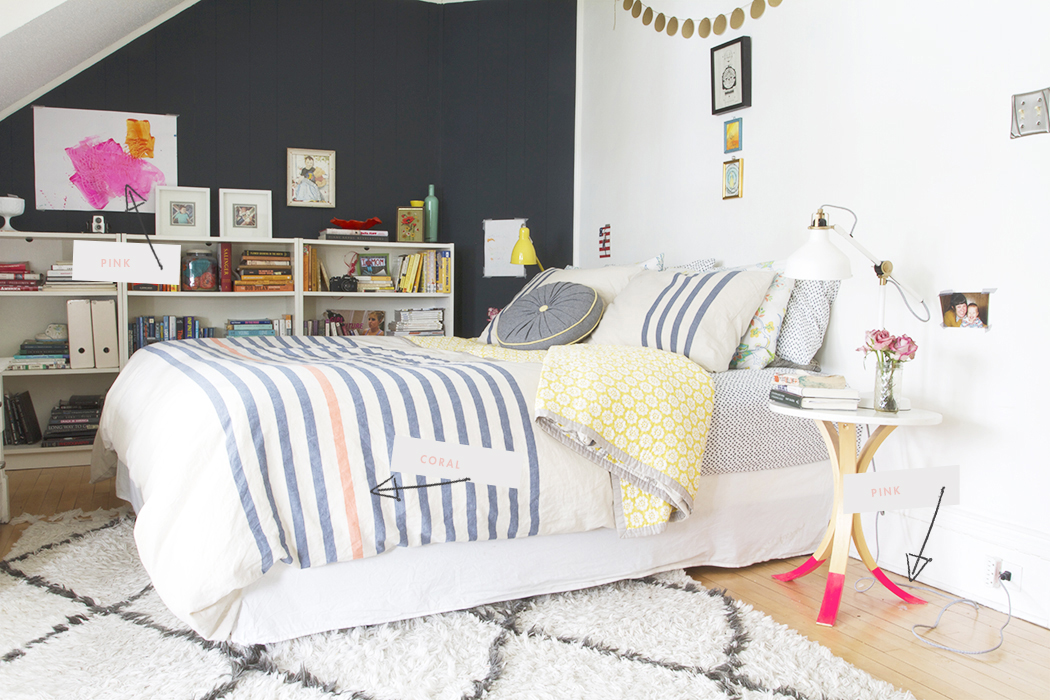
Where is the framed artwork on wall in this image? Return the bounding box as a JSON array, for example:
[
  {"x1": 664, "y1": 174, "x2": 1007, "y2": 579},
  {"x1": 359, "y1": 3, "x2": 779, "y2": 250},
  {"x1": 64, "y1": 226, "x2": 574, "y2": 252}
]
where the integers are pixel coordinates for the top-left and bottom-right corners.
[
  {"x1": 711, "y1": 36, "x2": 751, "y2": 115},
  {"x1": 154, "y1": 186, "x2": 210, "y2": 237},
  {"x1": 722, "y1": 158, "x2": 743, "y2": 199},
  {"x1": 287, "y1": 148, "x2": 335, "y2": 208},
  {"x1": 219, "y1": 188, "x2": 272, "y2": 238},
  {"x1": 724, "y1": 117, "x2": 742, "y2": 153}
]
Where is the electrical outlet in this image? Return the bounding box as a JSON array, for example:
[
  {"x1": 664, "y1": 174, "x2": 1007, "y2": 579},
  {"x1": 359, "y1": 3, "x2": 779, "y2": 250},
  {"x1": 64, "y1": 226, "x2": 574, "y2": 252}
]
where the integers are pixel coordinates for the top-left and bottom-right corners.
[
  {"x1": 984, "y1": 556, "x2": 1002, "y2": 588},
  {"x1": 1000, "y1": 561, "x2": 1024, "y2": 591}
]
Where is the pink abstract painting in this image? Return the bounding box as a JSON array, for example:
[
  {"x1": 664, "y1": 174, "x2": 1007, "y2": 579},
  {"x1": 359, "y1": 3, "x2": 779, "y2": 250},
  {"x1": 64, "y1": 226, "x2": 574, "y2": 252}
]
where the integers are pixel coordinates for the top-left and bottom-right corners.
[{"x1": 65, "y1": 137, "x2": 166, "y2": 210}]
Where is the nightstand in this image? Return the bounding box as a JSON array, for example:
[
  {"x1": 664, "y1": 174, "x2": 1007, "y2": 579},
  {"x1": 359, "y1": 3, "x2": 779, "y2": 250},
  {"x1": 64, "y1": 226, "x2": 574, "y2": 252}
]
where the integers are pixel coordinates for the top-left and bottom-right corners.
[{"x1": 767, "y1": 403, "x2": 943, "y2": 626}]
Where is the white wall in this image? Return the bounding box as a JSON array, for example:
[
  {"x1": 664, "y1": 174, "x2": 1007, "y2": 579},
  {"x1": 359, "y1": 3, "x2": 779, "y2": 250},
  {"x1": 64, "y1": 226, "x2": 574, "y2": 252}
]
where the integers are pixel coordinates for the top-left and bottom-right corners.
[{"x1": 576, "y1": 0, "x2": 1049, "y2": 626}]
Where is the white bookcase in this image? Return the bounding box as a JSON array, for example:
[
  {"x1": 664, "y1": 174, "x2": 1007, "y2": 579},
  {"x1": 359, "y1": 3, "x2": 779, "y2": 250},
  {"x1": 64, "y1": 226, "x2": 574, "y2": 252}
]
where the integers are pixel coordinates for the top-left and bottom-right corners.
[{"x1": 0, "y1": 232, "x2": 456, "y2": 498}]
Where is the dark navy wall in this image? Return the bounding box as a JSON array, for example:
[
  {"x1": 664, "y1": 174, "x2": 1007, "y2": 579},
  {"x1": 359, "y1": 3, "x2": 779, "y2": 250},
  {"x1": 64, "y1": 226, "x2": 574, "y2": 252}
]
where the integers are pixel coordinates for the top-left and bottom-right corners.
[{"x1": 0, "y1": 0, "x2": 575, "y2": 336}]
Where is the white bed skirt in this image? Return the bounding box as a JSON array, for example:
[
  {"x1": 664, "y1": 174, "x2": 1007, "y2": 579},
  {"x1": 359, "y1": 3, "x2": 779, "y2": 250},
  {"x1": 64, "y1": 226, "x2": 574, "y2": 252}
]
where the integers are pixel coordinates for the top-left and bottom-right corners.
[{"x1": 119, "y1": 459, "x2": 832, "y2": 644}]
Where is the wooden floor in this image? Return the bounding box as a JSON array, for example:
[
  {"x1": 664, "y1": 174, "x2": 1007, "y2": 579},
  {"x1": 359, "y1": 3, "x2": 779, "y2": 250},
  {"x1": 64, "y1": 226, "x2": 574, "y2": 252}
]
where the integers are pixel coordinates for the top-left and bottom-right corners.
[{"x1": 2, "y1": 467, "x2": 1047, "y2": 700}]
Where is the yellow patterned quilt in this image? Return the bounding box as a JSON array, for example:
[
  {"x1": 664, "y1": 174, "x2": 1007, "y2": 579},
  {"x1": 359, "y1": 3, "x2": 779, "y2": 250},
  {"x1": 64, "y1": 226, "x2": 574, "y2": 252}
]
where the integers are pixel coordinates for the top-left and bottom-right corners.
[
  {"x1": 411, "y1": 338, "x2": 715, "y2": 537},
  {"x1": 534, "y1": 344, "x2": 714, "y2": 537}
]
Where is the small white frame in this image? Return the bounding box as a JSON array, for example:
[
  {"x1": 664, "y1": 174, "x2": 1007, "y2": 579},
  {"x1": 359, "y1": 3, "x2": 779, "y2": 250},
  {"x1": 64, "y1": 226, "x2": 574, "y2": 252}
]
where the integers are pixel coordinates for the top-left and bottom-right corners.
[
  {"x1": 155, "y1": 186, "x2": 210, "y2": 238},
  {"x1": 219, "y1": 188, "x2": 273, "y2": 238}
]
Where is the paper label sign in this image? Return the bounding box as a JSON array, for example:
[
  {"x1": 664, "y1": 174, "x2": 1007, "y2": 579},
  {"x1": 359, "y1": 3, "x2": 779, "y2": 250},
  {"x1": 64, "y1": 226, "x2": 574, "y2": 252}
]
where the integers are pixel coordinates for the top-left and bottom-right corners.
[
  {"x1": 843, "y1": 465, "x2": 960, "y2": 514},
  {"x1": 73, "y1": 240, "x2": 181, "y2": 284},
  {"x1": 391, "y1": 435, "x2": 524, "y2": 489}
]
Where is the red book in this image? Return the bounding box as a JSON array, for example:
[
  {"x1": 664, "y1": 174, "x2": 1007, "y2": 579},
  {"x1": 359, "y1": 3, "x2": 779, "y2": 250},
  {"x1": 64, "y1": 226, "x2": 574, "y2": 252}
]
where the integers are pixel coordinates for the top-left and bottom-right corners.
[
  {"x1": 0, "y1": 261, "x2": 30, "y2": 272},
  {"x1": 219, "y1": 243, "x2": 233, "y2": 292}
]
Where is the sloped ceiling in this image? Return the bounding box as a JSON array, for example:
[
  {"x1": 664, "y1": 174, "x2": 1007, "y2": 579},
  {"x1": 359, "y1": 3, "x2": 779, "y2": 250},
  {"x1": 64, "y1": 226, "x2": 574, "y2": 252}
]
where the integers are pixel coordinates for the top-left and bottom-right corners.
[{"x1": 0, "y1": 0, "x2": 201, "y2": 122}]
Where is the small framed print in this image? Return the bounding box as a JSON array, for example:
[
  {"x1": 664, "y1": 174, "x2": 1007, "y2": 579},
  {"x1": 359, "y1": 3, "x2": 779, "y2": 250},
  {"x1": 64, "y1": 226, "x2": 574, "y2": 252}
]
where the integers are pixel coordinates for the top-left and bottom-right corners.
[
  {"x1": 287, "y1": 148, "x2": 335, "y2": 208},
  {"x1": 219, "y1": 188, "x2": 273, "y2": 238},
  {"x1": 397, "y1": 205, "x2": 424, "y2": 242},
  {"x1": 711, "y1": 36, "x2": 751, "y2": 115},
  {"x1": 155, "y1": 186, "x2": 210, "y2": 237},
  {"x1": 724, "y1": 117, "x2": 742, "y2": 153},
  {"x1": 722, "y1": 158, "x2": 743, "y2": 199},
  {"x1": 360, "y1": 253, "x2": 389, "y2": 276}
]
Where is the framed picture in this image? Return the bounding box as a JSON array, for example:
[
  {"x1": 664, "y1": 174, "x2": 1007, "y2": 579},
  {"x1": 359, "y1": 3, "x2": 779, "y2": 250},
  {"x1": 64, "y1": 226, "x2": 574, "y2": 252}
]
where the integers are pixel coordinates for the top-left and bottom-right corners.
[
  {"x1": 360, "y1": 253, "x2": 389, "y2": 276},
  {"x1": 722, "y1": 158, "x2": 743, "y2": 199},
  {"x1": 397, "y1": 205, "x2": 424, "y2": 242},
  {"x1": 711, "y1": 36, "x2": 751, "y2": 115},
  {"x1": 219, "y1": 188, "x2": 273, "y2": 238},
  {"x1": 154, "y1": 186, "x2": 210, "y2": 237},
  {"x1": 724, "y1": 118, "x2": 742, "y2": 153},
  {"x1": 287, "y1": 148, "x2": 335, "y2": 208}
]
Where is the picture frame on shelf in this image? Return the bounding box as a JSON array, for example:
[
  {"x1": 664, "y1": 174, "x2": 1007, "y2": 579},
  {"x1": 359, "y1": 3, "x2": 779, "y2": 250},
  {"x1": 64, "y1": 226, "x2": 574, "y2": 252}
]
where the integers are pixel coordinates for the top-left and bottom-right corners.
[
  {"x1": 724, "y1": 117, "x2": 742, "y2": 153},
  {"x1": 154, "y1": 186, "x2": 210, "y2": 237},
  {"x1": 711, "y1": 36, "x2": 751, "y2": 115},
  {"x1": 360, "y1": 253, "x2": 389, "y2": 276},
  {"x1": 219, "y1": 188, "x2": 272, "y2": 238},
  {"x1": 722, "y1": 158, "x2": 743, "y2": 199},
  {"x1": 287, "y1": 148, "x2": 335, "y2": 208}
]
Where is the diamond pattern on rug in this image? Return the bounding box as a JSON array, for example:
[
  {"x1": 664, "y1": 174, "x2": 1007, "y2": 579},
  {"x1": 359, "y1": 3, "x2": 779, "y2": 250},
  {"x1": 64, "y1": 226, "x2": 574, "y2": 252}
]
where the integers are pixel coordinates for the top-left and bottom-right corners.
[{"x1": 0, "y1": 513, "x2": 916, "y2": 700}]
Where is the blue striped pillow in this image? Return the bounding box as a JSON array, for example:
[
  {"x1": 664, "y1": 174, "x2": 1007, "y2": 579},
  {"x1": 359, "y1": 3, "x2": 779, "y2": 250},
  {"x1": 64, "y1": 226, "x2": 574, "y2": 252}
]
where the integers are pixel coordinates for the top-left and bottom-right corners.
[{"x1": 588, "y1": 269, "x2": 775, "y2": 372}]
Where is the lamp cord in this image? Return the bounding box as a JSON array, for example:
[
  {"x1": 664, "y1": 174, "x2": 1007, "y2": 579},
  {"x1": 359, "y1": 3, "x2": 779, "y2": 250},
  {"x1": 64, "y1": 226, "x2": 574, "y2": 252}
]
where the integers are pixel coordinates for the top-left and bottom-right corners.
[{"x1": 888, "y1": 277, "x2": 931, "y2": 323}]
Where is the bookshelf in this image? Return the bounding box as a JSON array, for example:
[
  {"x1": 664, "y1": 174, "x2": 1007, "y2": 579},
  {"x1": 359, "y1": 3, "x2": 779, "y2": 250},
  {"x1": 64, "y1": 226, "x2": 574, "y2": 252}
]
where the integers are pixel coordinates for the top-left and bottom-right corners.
[
  {"x1": 0, "y1": 233, "x2": 456, "y2": 485},
  {"x1": 298, "y1": 239, "x2": 455, "y2": 337}
]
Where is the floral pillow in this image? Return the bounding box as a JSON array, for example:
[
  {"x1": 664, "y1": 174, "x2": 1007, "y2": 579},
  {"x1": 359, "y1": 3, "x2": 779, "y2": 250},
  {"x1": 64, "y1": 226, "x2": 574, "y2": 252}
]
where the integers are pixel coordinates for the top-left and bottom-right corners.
[{"x1": 721, "y1": 261, "x2": 796, "y2": 370}]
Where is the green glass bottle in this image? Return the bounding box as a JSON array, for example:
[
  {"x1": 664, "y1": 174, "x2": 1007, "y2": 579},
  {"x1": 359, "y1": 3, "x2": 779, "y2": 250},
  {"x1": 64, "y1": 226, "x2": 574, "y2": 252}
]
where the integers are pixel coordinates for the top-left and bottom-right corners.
[{"x1": 424, "y1": 184, "x2": 439, "y2": 243}]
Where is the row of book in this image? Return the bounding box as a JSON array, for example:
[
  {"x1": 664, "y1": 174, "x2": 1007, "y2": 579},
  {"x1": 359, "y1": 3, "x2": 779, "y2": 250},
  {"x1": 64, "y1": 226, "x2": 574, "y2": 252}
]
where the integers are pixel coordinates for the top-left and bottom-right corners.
[
  {"x1": 394, "y1": 250, "x2": 451, "y2": 294},
  {"x1": 303, "y1": 308, "x2": 446, "y2": 337},
  {"x1": 768, "y1": 371, "x2": 860, "y2": 410},
  {"x1": 129, "y1": 315, "x2": 217, "y2": 353},
  {"x1": 2, "y1": 392, "x2": 104, "y2": 448}
]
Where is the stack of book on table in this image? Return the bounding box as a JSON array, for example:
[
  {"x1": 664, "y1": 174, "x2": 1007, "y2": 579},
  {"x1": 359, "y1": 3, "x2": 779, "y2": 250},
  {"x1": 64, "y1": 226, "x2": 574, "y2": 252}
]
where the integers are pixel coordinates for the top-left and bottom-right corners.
[
  {"x1": 40, "y1": 394, "x2": 104, "y2": 448},
  {"x1": 234, "y1": 250, "x2": 293, "y2": 292},
  {"x1": 768, "y1": 371, "x2": 860, "y2": 410}
]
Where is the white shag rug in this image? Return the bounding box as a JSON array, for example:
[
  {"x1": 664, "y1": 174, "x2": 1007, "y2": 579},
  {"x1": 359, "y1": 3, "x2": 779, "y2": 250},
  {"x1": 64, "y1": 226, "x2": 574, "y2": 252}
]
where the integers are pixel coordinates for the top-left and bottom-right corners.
[{"x1": 1, "y1": 511, "x2": 916, "y2": 700}]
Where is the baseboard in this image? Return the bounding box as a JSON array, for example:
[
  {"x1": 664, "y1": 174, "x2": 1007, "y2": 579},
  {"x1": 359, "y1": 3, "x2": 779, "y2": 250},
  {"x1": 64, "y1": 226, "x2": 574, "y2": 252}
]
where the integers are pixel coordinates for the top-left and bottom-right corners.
[{"x1": 850, "y1": 506, "x2": 1049, "y2": 629}]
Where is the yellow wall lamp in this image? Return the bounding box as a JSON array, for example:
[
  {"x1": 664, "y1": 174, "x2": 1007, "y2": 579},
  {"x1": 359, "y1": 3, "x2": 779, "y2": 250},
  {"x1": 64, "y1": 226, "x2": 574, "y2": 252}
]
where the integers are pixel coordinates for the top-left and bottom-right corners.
[{"x1": 510, "y1": 223, "x2": 544, "y2": 271}]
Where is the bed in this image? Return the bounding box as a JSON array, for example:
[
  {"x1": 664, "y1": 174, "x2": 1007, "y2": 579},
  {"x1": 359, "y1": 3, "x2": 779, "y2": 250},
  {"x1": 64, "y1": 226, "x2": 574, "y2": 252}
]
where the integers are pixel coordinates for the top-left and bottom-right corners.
[{"x1": 94, "y1": 260, "x2": 840, "y2": 644}]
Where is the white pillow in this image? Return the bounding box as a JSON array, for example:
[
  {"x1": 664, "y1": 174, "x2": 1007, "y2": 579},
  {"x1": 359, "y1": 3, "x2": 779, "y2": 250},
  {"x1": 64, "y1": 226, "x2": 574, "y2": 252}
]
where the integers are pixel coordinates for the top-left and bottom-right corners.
[
  {"x1": 666, "y1": 257, "x2": 718, "y2": 274},
  {"x1": 588, "y1": 268, "x2": 775, "y2": 372},
  {"x1": 478, "y1": 265, "x2": 643, "y2": 345}
]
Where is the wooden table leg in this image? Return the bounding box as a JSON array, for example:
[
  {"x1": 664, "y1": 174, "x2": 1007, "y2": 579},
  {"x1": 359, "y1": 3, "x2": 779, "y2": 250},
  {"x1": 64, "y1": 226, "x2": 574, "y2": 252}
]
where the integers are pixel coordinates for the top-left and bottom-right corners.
[
  {"x1": 816, "y1": 421, "x2": 858, "y2": 627},
  {"x1": 773, "y1": 420, "x2": 839, "y2": 582},
  {"x1": 850, "y1": 424, "x2": 926, "y2": 605}
]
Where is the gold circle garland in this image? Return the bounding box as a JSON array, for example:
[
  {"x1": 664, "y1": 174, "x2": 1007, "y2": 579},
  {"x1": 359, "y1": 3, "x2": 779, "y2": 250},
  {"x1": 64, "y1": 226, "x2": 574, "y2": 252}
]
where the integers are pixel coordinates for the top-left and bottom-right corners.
[{"x1": 622, "y1": 0, "x2": 783, "y2": 39}]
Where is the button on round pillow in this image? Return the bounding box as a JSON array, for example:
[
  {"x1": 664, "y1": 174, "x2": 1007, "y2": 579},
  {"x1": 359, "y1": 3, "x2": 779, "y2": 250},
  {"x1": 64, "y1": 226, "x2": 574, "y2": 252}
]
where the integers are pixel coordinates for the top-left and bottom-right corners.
[{"x1": 496, "y1": 281, "x2": 604, "y2": 350}]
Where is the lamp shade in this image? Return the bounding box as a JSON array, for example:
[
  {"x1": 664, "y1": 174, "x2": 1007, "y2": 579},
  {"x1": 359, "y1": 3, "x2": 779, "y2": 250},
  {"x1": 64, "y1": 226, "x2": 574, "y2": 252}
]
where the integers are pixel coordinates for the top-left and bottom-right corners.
[
  {"x1": 510, "y1": 225, "x2": 539, "y2": 266},
  {"x1": 784, "y1": 227, "x2": 852, "y2": 281}
]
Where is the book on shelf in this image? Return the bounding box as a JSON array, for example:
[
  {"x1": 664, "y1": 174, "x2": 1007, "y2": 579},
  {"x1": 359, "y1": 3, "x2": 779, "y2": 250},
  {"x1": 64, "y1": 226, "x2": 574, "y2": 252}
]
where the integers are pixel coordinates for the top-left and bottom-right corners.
[
  {"x1": 0, "y1": 272, "x2": 42, "y2": 280},
  {"x1": 2, "y1": 391, "x2": 42, "y2": 445},
  {"x1": 129, "y1": 315, "x2": 216, "y2": 353},
  {"x1": 233, "y1": 282, "x2": 294, "y2": 292},
  {"x1": 768, "y1": 388, "x2": 860, "y2": 411},
  {"x1": 319, "y1": 229, "x2": 390, "y2": 241},
  {"x1": 224, "y1": 316, "x2": 293, "y2": 337},
  {"x1": 241, "y1": 249, "x2": 291, "y2": 258},
  {"x1": 219, "y1": 242, "x2": 233, "y2": 292}
]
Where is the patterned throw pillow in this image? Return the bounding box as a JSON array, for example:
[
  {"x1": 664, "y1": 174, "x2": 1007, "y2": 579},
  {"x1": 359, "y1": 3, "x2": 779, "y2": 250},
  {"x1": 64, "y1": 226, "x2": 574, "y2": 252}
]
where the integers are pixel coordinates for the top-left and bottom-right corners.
[
  {"x1": 666, "y1": 257, "x2": 718, "y2": 274},
  {"x1": 729, "y1": 266, "x2": 795, "y2": 370},
  {"x1": 774, "y1": 279, "x2": 840, "y2": 366},
  {"x1": 478, "y1": 265, "x2": 643, "y2": 345},
  {"x1": 495, "y1": 282, "x2": 604, "y2": 350},
  {"x1": 587, "y1": 268, "x2": 774, "y2": 373}
]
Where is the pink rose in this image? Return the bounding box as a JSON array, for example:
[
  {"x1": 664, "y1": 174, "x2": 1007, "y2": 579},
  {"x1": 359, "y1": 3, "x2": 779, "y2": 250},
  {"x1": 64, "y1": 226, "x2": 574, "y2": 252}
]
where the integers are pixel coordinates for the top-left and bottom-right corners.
[
  {"x1": 890, "y1": 334, "x2": 918, "y2": 361},
  {"x1": 866, "y1": 329, "x2": 893, "y2": 351}
]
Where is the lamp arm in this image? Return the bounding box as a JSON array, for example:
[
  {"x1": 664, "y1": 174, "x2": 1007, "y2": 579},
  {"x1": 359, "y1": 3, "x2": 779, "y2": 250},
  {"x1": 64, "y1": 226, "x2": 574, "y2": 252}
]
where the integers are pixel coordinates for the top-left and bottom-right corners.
[{"x1": 830, "y1": 223, "x2": 926, "y2": 306}]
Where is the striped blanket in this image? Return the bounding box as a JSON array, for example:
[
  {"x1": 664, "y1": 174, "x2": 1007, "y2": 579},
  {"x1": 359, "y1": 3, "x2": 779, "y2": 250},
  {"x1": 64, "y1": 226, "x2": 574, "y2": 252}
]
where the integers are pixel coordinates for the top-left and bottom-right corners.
[{"x1": 99, "y1": 336, "x2": 614, "y2": 638}]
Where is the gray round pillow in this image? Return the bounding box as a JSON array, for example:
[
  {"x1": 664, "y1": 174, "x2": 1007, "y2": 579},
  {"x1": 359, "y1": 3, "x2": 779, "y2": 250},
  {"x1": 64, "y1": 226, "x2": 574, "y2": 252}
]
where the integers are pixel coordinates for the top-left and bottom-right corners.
[{"x1": 496, "y1": 281, "x2": 604, "y2": 350}]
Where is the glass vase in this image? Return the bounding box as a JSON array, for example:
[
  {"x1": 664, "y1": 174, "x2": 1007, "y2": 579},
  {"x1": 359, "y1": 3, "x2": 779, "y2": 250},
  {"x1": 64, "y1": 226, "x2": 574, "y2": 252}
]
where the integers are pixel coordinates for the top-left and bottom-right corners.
[{"x1": 873, "y1": 359, "x2": 900, "y2": 413}]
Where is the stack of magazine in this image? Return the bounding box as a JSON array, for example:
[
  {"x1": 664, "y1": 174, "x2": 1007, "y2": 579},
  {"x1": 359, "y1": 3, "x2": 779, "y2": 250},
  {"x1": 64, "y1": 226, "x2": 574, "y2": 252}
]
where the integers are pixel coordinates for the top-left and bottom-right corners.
[{"x1": 768, "y1": 371, "x2": 860, "y2": 410}]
